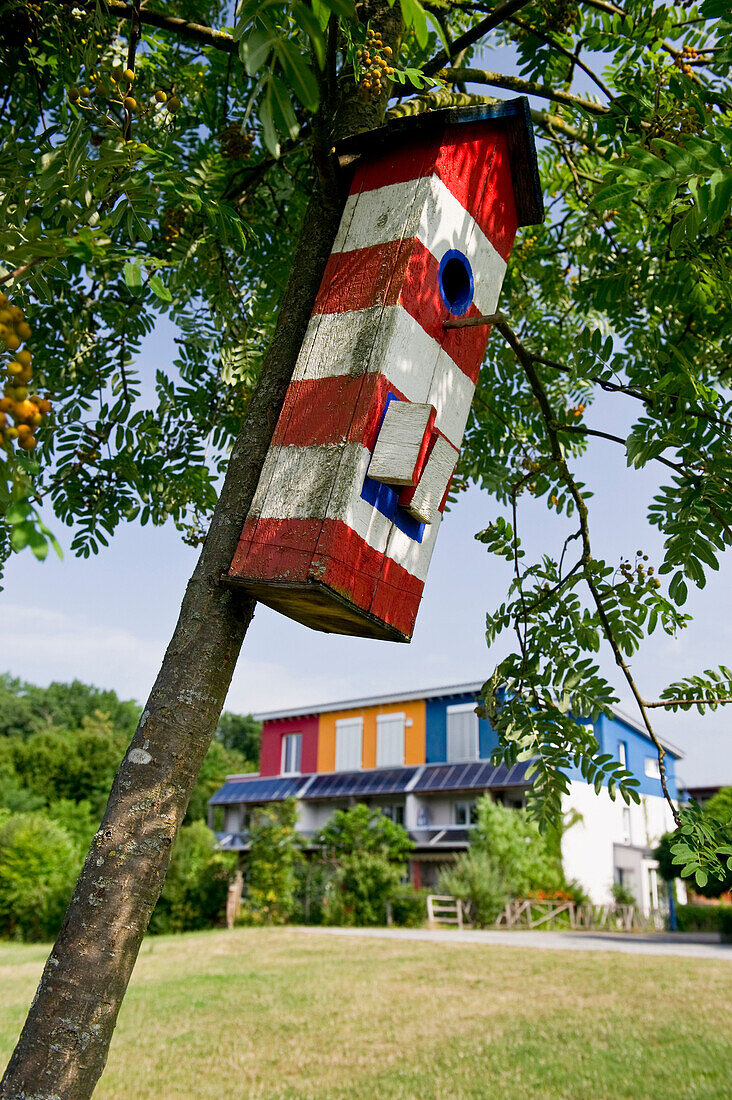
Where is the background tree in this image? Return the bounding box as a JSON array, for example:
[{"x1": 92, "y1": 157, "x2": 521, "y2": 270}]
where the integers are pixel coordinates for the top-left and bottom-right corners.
[
  {"x1": 1, "y1": 0, "x2": 732, "y2": 1096},
  {"x1": 215, "y1": 709, "x2": 262, "y2": 767},
  {"x1": 439, "y1": 795, "x2": 564, "y2": 924},
  {"x1": 242, "y1": 797, "x2": 301, "y2": 924},
  {"x1": 316, "y1": 803, "x2": 413, "y2": 925}
]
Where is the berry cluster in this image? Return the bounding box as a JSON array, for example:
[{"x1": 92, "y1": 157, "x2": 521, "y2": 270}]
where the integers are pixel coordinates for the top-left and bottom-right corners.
[
  {"x1": 67, "y1": 64, "x2": 180, "y2": 123},
  {"x1": 619, "y1": 551, "x2": 661, "y2": 589},
  {"x1": 0, "y1": 296, "x2": 51, "y2": 453},
  {"x1": 219, "y1": 124, "x2": 254, "y2": 161},
  {"x1": 355, "y1": 28, "x2": 394, "y2": 100}
]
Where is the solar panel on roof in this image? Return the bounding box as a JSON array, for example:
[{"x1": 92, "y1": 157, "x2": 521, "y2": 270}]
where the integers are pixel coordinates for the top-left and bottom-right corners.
[
  {"x1": 301, "y1": 766, "x2": 418, "y2": 800},
  {"x1": 209, "y1": 776, "x2": 303, "y2": 804},
  {"x1": 412, "y1": 760, "x2": 532, "y2": 793}
]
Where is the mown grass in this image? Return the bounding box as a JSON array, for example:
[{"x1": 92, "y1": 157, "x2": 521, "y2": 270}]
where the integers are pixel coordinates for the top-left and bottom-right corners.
[{"x1": 1, "y1": 928, "x2": 731, "y2": 1099}]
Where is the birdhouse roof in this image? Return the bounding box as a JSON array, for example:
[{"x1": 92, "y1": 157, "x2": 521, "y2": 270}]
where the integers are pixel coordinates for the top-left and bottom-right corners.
[{"x1": 337, "y1": 96, "x2": 543, "y2": 228}]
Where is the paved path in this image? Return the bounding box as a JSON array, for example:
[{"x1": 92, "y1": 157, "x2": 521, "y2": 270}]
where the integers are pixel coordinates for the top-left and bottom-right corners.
[{"x1": 298, "y1": 924, "x2": 732, "y2": 961}]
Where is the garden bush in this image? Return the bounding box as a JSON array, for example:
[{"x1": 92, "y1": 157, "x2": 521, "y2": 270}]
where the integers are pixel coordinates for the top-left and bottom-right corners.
[
  {"x1": 0, "y1": 812, "x2": 81, "y2": 941},
  {"x1": 675, "y1": 904, "x2": 732, "y2": 934},
  {"x1": 150, "y1": 821, "x2": 236, "y2": 934}
]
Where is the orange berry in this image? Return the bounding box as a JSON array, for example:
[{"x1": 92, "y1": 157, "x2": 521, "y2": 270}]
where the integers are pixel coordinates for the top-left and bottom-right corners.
[
  {"x1": 16, "y1": 350, "x2": 31, "y2": 367},
  {"x1": 4, "y1": 334, "x2": 19, "y2": 350},
  {"x1": 16, "y1": 321, "x2": 31, "y2": 340},
  {"x1": 19, "y1": 434, "x2": 36, "y2": 449},
  {"x1": 0, "y1": 397, "x2": 12, "y2": 413}
]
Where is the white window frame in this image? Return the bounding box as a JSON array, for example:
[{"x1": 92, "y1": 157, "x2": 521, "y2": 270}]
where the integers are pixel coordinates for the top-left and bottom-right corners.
[
  {"x1": 622, "y1": 807, "x2": 632, "y2": 846},
  {"x1": 644, "y1": 755, "x2": 661, "y2": 779},
  {"x1": 335, "y1": 717, "x2": 363, "y2": 772},
  {"x1": 618, "y1": 741, "x2": 627, "y2": 769},
  {"x1": 446, "y1": 703, "x2": 479, "y2": 763},
  {"x1": 281, "y1": 732, "x2": 302, "y2": 776},
  {"x1": 453, "y1": 800, "x2": 477, "y2": 826},
  {"x1": 376, "y1": 712, "x2": 406, "y2": 768}
]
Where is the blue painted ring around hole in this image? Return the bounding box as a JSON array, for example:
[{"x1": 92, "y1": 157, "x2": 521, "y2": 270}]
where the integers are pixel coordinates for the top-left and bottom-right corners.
[{"x1": 438, "y1": 249, "x2": 474, "y2": 316}]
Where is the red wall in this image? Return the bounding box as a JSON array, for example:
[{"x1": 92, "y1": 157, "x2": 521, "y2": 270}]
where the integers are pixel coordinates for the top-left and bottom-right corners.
[{"x1": 259, "y1": 714, "x2": 319, "y2": 776}]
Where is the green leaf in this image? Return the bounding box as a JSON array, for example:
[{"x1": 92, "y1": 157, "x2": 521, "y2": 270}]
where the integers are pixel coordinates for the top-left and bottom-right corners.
[
  {"x1": 148, "y1": 274, "x2": 172, "y2": 303},
  {"x1": 277, "y1": 39, "x2": 320, "y2": 112},
  {"x1": 270, "y1": 74, "x2": 300, "y2": 141},
  {"x1": 123, "y1": 261, "x2": 143, "y2": 291},
  {"x1": 260, "y1": 81, "x2": 280, "y2": 158}
]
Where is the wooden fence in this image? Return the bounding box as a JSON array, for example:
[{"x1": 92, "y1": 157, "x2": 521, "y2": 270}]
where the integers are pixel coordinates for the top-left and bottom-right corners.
[
  {"x1": 425, "y1": 895, "x2": 667, "y2": 932},
  {"x1": 426, "y1": 894, "x2": 467, "y2": 929}
]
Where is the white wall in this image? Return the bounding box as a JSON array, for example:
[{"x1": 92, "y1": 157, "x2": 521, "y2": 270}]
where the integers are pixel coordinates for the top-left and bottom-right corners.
[{"x1": 562, "y1": 781, "x2": 678, "y2": 905}]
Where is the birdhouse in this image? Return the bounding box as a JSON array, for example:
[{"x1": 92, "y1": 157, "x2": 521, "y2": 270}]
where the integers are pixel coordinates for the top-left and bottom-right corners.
[{"x1": 228, "y1": 99, "x2": 543, "y2": 642}]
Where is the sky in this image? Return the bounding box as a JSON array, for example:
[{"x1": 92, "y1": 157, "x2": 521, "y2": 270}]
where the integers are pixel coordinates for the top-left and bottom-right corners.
[{"x1": 1, "y1": 37, "x2": 730, "y2": 789}]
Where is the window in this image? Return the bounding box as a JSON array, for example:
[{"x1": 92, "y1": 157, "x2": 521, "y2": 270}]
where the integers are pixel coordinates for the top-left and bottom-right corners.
[
  {"x1": 446, "y1": 703, "x2": 479, "y2": 762},
  {"x1": 381, "y1": 804, "x2": 405, "y2": 826},
  {"x1": 644, "y1": 755, "x2": 661, "y2": 779},
  {"x1": 454, "y1": 801, "x2": 477, "y2": 826},
  {"x1": 335, "y1": 717, "x2": 363, "y2": 771},
  {"x1": 618, "y1": 741, "x2": 627, "y2": 769},
  {"x1": 376, "y1": 712, "x2": 406, "y2": 768},
  {"x1": 622, "y1": 807, "x2": 632, "y2": 845},
  {"x1": 281, "y1": 733, "x2": 302, "y2": 775}
]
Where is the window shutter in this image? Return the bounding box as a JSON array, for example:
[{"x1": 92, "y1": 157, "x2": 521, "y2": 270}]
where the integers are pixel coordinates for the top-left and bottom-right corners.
[
  {"x1": 335, "y1": 718, "x2": 363, "y2": 771},
  {"x1": 446, "y1": 707, "x2": 478, "y2": 762},
  {"x1": 376, "y1": 713, "x2": 406, "y2": 768}
]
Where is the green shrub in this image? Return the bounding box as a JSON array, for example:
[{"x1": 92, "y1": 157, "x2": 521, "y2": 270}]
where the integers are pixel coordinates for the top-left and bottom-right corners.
[
  {"x1": 439, "y1": 850, "x2": 510, "y2": 927},
  {"x1": 719, "y1": 909, "x2": 732, "y2": 943},
  {"x1": 315, "y1": 805, "x2": 413, "y2": 927},
  {"x1": 0, "y1": 812, "x2": 81, "y2": 941},
  {"x1": 438, "y1": 797, "x2": 565, "y2": 927},
  {"x1": 389, "y1": 887, "x2": 428, "y2": 927},
  {"x1": 150, "y1": 821, "x2": 236, "y2": 934},
  {"x1": 241, "y1": 798, "x2": 301, "y2": 925},
  {"x1": 675, "y1": 904, "x2": 732, "y2": 934}
]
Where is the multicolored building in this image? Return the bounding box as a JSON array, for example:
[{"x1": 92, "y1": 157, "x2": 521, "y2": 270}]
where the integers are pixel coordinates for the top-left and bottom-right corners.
[{"x1": 209, "y1": 682, "x2": 683, "y2": 911}]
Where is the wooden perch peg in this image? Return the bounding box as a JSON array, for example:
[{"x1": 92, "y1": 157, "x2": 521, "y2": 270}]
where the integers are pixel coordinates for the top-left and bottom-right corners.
[{"x1": 443, "y1": 312, "x2": 507, "y2": 330}]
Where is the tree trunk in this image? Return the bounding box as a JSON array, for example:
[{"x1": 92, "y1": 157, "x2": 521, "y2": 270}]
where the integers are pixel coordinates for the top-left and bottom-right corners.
[{"x1": 0, "y1": 6, "x2": 401, "y2": 1096}]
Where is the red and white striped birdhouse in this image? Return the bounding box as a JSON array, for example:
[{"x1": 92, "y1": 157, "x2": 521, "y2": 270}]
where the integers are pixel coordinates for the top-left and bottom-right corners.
[{"x1": 228, "y1": 99, "x2": 543, "y2": 642}]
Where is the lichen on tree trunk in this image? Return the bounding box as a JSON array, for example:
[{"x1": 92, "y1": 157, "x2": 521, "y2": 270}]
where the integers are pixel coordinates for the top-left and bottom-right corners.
[{"x1": 0, "y1": 6, "x2": 402, "y2": 1097}]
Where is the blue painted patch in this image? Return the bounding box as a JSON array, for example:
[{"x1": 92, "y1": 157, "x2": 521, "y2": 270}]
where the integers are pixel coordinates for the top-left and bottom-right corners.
[
  {"x1": 360, "y1": 393, "x2": 425, "y2": 543},
  {"x1": 438, "y1": 250, "x2": 474, "y2": 316}
]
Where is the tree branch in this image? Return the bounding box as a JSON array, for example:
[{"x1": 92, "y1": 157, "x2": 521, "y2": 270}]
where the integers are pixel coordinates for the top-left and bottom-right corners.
[
  {"x1": 643, "y1": 698, "x2": 732, "y2": 709},
  {"x1": 68, "y1": 1, "x2": 236, "y2": 53},
  {"x1": 508, "y1": 16, "x2": 615, "y2": 102},
  {"x1": 423, "y1": 0, "x2": 538, "y2": 76},
  {"x1": 440, "y1": 67, "x2": 609, "y2": 114}
]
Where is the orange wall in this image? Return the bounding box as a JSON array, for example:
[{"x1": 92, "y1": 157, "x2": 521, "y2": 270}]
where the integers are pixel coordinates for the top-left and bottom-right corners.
[{"x1": 317, "y1": 699, "x2": 426, "y2": 772}]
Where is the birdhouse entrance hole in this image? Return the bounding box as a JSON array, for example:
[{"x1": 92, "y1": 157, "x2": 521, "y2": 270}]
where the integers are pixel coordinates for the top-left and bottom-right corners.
[{"x1": 438, "y1": 250, "x2": 474, "y2": 316}]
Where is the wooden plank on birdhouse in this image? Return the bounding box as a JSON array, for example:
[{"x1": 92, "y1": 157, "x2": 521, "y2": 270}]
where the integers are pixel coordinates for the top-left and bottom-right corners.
[
  {"x1": 400, "y1": 435, "x2": 458, "y2": 525},
  {"x1": 367, "y1": 401, "x2": 435, "y2": 486}
]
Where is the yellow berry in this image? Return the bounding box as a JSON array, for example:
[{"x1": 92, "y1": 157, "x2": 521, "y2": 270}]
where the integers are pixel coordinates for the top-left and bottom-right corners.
[
  {"x1": 123, "y1": 68, "x2": 135, "y2": 82},
  {"x1": 155, "y1": 89, "x2": 167, "y2": 103}
]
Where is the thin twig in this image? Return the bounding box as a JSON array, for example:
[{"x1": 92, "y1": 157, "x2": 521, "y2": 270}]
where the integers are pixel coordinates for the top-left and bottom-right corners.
[
  {"x1": 495, "y1": 317, "x2": 681, "y2": 824},
  {"x1": 423, "y1": 0, "x2": 538, "y2": 77}
]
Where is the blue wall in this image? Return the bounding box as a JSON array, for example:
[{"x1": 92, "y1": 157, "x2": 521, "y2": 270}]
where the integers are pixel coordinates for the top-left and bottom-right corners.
[
  {"x1": 597, "y1": 712, "x2": 678, "y2": 799},
  {"x1": 424, "y1": 694, "x2": 678, "y2": 798},
  {"x1": 425, "y1": 692, "x2": 498, "y2": 763}
]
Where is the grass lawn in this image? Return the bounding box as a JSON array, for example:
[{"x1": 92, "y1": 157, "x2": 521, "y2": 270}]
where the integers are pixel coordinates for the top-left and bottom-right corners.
[{"x1": 1, "y1": 927, "x2": 731, "y2": 1099}]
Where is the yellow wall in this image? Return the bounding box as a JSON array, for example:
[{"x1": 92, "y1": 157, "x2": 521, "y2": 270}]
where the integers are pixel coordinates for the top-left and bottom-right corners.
[{"x1": 317, "y1": 699, "x2": 426, "y2": 772}]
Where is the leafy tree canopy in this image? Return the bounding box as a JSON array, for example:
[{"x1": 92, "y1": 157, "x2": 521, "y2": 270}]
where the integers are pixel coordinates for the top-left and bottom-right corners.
[{"x1": 0, "y1": 0, "x2": 731, "y2": 882}]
